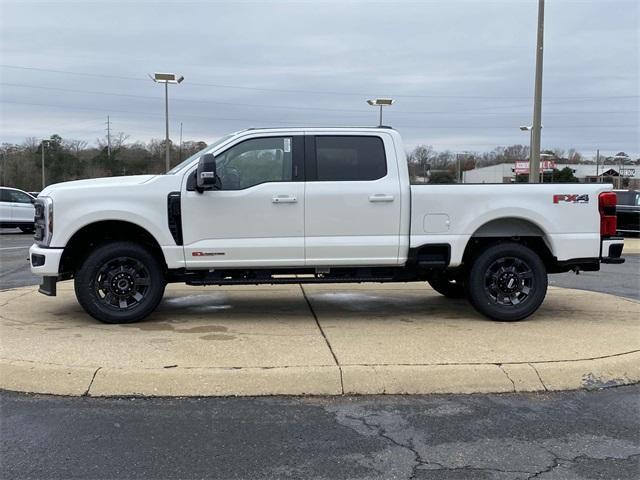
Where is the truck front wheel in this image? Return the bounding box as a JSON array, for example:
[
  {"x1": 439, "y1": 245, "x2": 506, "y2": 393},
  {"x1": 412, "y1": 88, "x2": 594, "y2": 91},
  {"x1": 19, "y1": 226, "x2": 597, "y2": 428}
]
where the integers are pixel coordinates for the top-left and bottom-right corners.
[
  {"x1": 466, "y1": 242, "x2": 547, "y2": 321},
  {"x1": 74, "y1": 241, "x2": 165, "y2": 324}
]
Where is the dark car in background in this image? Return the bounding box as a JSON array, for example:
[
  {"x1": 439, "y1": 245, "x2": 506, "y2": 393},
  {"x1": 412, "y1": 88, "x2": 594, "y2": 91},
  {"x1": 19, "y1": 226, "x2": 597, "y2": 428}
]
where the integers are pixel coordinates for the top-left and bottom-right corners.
[{"x1": 615, "y1": 189, "x2": 640, "y2": 235}]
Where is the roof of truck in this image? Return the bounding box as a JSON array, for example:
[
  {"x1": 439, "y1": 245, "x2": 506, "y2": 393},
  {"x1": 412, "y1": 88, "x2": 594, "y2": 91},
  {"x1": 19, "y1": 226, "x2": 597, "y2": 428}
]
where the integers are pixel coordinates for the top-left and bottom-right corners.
[{"x1": 243, "y1": 126, "x2": 396, "y2": 131}]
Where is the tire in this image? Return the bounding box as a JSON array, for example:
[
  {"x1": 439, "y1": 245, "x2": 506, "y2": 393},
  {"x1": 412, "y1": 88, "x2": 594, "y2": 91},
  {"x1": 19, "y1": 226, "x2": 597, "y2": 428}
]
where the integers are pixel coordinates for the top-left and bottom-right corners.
[
  {"x1": 74, "y1": 241, "x2": 165, "y2": 324},
  {"x1": 466, "y1": 242, "x2": 547, "y2": 322},
  {"x1": 19, "y1": 225, "x2": 34, "y2": 234},
  {"x1": 428, "y1": 275, "x2": 466, "y2": 299}
]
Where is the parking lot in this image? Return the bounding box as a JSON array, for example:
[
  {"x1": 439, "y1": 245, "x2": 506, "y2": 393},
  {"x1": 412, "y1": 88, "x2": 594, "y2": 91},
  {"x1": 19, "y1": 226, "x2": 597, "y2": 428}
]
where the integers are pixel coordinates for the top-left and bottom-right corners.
[{"x1": 2, "y1": 228, "x2": 639, "y2": 478}]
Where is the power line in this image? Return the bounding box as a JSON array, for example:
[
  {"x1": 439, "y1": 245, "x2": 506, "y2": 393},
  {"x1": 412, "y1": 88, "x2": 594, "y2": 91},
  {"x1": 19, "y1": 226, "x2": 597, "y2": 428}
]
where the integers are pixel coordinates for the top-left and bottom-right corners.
[
  {"x1": 2, "y1": 64, "x2": 638, "y2": 100},
  {"x1": 1, "y1": 99, "x2": 636, "y2": 131},
  {"x1": 2, "y1": 82, "x2": 638, "y2": 117}
]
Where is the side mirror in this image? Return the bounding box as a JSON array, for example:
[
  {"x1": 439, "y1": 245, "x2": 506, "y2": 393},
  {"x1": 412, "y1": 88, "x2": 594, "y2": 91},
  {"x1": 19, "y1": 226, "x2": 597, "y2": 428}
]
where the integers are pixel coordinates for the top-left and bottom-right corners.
[{"x1": 196, "y1": 153, "x2": 217, "y2": 192}]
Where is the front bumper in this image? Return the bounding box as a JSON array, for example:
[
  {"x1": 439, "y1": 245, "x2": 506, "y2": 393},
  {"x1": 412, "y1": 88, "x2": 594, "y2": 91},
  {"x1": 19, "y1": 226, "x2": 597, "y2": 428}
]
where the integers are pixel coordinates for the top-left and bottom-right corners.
[
  {"x1": 29, "y1": 244, "x2": 63, "y2": 297},
  {"x1": 601, "y1": 236, "x2": 625, "y2": 264},
  {"x1": 29, "y1": 244, "x2": 64, "y2": 276}
]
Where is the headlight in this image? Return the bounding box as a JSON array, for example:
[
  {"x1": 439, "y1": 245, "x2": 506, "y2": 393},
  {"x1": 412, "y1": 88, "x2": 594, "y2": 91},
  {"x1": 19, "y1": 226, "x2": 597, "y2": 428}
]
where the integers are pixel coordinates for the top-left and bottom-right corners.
[{"x1": 34, "y1": 196, "x2": 53, "y2": 246}]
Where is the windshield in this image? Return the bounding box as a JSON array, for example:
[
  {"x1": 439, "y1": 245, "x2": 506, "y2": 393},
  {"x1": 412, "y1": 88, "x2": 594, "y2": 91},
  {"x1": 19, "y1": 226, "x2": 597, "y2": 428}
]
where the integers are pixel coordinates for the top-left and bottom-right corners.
[{"x1": 166, "y1": 134, "x2": 235, "y2": 174}]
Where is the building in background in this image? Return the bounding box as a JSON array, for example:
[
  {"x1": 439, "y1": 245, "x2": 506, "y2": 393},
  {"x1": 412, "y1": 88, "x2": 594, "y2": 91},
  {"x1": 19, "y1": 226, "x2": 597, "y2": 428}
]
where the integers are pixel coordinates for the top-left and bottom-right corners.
[{"x1": 463, "y1": 163, "x2": 639, "y2": 188}]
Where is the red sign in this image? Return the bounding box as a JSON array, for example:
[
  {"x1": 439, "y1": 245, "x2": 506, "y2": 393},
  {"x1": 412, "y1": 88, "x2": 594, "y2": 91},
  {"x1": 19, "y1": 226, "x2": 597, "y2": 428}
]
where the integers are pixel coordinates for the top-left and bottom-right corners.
[{"x1": 514, "y1": 161, "x2": 556, "y2": 174}]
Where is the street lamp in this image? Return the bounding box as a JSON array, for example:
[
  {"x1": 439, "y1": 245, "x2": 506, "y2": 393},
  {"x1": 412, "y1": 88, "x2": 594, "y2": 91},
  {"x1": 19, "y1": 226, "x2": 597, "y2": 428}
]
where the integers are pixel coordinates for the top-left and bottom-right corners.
[
  {"x1": 150, "y1": 72, "x2": 184, "y2": 172},
  {"x1": 520, "y1": 125, "x2": 534, "y2": 162},
  {"x1": 367, "y1": 98, "x2": 394, "y2": 126},
  {"x1": 40, "y1": 139, "x2": 51, "y2": 190}
]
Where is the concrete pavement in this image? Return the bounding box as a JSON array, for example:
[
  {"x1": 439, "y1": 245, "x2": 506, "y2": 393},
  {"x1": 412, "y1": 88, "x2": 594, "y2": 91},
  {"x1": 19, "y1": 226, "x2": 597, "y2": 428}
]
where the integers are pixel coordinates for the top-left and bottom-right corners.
[
  {"x1": 623, "y1": 236, "x2": 640, "y2": 254},
  {"x1": 1, "y1": 281, "x2": 638, "y2": 397}
]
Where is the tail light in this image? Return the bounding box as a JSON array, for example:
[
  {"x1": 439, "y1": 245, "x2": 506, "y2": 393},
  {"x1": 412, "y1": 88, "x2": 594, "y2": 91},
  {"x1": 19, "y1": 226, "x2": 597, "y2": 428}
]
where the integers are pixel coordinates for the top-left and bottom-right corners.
[{"x1": 599, "y1": 192, "x2": 617, "y2": 237}]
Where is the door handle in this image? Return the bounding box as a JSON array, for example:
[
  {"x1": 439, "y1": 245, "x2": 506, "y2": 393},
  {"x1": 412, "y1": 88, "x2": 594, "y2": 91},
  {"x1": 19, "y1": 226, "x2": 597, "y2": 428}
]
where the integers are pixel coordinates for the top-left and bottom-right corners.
[
  {"x1": 272, "y1": 195, "x2": 298, "y2": 204},
  {"x1": 368, "y1": 194, "x2": 395, "y2": 203}
]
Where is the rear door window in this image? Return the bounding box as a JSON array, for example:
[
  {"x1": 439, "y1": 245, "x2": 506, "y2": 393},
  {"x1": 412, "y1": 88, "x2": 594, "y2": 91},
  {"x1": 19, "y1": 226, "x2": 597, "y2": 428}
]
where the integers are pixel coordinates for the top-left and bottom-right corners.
[{"x1": 315, "y1": 136, "x2": 387, "y2": 181}]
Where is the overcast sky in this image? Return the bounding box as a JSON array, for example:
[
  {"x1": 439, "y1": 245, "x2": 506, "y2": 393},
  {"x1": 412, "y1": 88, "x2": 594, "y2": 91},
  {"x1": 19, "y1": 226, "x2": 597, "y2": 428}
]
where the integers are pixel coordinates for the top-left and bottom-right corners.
[{"x1": 1, "y1": 0, "x2": 638, "y2": 157}]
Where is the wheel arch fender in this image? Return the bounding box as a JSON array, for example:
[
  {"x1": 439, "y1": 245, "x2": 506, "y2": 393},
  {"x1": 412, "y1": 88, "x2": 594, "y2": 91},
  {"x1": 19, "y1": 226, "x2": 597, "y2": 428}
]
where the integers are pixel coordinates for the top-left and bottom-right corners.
[
  {"x1": 460, "y1": 214, "x2": 557, "y2": 268},
  {"x1": 59, "y1": 219, "x2": 167, "y2": 276}
]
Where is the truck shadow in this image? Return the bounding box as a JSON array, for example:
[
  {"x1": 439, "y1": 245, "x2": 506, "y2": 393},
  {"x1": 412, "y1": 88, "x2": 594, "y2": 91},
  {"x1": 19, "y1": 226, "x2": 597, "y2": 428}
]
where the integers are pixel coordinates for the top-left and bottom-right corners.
[{"x1": 147, "y1": 290, "x2": 479, "y2": 324}]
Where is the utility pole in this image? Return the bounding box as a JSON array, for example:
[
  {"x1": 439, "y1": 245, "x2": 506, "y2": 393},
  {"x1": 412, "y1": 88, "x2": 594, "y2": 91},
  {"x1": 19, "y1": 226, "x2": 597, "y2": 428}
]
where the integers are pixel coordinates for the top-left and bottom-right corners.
[
  {"x1": 596, "y1": 149, "x2": 600, "y2": 182},
  {"x1": 40, "y1": 139, "x2": 49, "y2": 190},
  {"x1": 179, "y1": 122, "x2": 183, "y2": 162},
  {"x1": 106, "y1": 116, "x2": 112, "y2": 161},
  {"x1": 529, "y1": 0, "x2": 545, "y2": 184},
  {"x1": 164, "y1": 81, "x2": 170, "y2": 171}
]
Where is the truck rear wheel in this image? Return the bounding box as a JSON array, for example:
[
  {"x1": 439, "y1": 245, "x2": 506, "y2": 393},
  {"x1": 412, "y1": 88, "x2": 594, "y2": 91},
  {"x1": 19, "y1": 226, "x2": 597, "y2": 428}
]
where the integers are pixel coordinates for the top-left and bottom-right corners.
[
  {"x1": 74, "y1": 241, "x2": 165, "y2": 324},
  {"x1": 466, "y1": 242, "x2": 547, "y2": 322}
]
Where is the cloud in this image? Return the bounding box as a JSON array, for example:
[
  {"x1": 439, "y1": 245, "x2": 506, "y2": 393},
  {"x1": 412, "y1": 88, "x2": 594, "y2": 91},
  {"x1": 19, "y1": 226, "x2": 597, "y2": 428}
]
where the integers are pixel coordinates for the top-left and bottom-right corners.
[{"x1": 0, "y1": 0, "x2": 638, "y2": 157}]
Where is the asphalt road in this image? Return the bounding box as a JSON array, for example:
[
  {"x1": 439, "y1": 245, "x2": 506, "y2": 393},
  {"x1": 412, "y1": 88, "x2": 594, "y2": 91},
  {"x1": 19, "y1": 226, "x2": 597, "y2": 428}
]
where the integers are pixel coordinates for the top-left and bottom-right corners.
[
  {"x1": 0, "y1": 229, "x2": 40, "y2": 289},
  {"x1": 2, "y1": 386, "x2": 639, "y2": 480},
  {"x1": 2, "y1": 228, "x2": 638, "y2": 300}
]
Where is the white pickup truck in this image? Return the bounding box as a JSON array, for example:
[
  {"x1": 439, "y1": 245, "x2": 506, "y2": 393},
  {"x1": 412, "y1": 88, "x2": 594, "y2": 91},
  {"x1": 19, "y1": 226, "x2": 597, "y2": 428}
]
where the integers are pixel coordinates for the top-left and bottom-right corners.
[{"x1": 29, "y1": 127, "x2": 625, "y2": 324}]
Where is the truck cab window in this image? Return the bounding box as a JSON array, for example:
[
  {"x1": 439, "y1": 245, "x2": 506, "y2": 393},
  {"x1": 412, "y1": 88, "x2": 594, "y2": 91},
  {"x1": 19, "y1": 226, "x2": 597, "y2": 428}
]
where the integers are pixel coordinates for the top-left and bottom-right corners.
[
  {"x1": 315, "y1": 136, "x2": 386, "y2": 181},
  {"x1": 215, "y1": 137, "x2": 293, "y2": 190}
]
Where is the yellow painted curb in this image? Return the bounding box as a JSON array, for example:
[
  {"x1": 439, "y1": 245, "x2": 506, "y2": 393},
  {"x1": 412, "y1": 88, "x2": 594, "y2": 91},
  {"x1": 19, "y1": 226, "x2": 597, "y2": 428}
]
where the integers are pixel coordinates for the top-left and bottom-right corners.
[
  {"x1": 531, "y1": 351, "x2": 640, "y2": 391},
  {"x1": 88, "y1": 365, "x2": 342, "y2": 397}
]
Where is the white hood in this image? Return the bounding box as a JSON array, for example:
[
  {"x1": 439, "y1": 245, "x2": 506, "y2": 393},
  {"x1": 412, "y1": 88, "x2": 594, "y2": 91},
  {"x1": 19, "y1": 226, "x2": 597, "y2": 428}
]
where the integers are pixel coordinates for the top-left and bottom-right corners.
[{"x1": 40, "y1": 175, "x2": 158, "y2": 197}]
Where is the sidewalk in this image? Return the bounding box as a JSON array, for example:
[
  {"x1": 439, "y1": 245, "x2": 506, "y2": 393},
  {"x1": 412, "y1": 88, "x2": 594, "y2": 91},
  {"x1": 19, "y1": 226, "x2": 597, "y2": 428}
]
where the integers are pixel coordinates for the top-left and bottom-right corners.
[
  {"x1": 1, "y1": 282, "x2": 638, "y2": 396},
  {"x1": 623, "y1": 237, "x2": 640, "y2": 254}
]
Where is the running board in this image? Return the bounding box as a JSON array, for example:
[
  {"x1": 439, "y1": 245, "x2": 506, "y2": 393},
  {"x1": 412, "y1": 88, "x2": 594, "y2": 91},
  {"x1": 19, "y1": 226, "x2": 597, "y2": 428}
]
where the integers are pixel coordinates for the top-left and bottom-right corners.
[{"x1": 185, "y1": 276, "x2": 396, "y2": 286}]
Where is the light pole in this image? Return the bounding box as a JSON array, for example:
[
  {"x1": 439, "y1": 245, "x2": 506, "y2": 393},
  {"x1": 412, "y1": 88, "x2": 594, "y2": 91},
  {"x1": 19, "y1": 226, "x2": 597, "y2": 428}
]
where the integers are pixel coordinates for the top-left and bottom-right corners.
[
  {"x1": 150, "y1": 72, "x2": 184, "y2": 172},
  {"x1": 367, "y1": 98, "x2": 394, "y2": 126},
  {"x1": 529, "y1": 0, "x2": 545, "y2": 184},
  {"x1": 40, "y1": 139, "x2": 51, "y2": 190}
]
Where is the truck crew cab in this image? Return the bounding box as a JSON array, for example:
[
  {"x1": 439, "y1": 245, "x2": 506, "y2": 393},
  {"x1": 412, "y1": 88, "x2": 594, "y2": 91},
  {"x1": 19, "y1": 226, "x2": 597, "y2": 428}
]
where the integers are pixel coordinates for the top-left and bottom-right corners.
[{"x1": 29, "y1": 127, "x2": 625, "y2": 324}]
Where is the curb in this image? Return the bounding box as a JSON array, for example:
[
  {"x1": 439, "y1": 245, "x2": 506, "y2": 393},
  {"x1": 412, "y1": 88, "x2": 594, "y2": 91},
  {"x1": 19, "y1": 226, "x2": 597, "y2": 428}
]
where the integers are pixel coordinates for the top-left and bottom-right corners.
[{"x1": 2, "y1": 352, "x2": 638, "y2": 397}]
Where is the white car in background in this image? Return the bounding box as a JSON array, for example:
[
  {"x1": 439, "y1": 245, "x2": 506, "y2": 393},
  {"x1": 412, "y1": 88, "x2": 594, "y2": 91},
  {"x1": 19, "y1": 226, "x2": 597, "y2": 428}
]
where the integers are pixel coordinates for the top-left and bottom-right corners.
[{"x1": 0, "y1": 187, "x2": 36, "y2": 233}]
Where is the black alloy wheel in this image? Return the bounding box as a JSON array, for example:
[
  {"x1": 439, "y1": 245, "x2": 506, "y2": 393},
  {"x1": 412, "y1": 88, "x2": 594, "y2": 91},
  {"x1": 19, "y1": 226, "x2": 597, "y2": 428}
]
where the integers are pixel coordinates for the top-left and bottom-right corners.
[
  {"x1": 75, "y1": 241, "x2": 165, "y2": 324},
  {"x1": 466, "y1": 242, "x2": 547, "y2": 321}
]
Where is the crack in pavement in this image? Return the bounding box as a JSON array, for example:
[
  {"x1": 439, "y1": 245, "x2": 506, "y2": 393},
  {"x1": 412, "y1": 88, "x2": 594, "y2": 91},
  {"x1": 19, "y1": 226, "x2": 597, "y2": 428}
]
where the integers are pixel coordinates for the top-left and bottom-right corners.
[
  {"x1": 528, "y1": 363, "x2": 549, "y2": 392},
  {"x1": 343, "y1": 413, "x2": 534, "y2": 479},
  {"x1": 526, "y1": 453, "x2": 640, "y2": 479},
  {"x1": 331, "y1": 404, "x2": 640, "y2": 480},
  {"x1": 498, "y1": 364, "x2": 517, "y2": 392},
  {"x1": 83, "y1": 367, "x2": 101, "y2": 396},
  {"x1": 299, "y1": 284, "x2": 344, "y2": 394}
]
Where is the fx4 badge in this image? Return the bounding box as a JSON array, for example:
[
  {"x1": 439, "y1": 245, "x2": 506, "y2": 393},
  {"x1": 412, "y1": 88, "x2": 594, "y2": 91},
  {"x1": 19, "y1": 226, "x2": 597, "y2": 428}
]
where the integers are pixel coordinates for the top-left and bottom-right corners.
[
  {"x1": 192, "y1": 251, "x2": 225, "y2": 256},
  {"x1": 553, "y1": 194, "x2": 589, "y2": 204}
]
